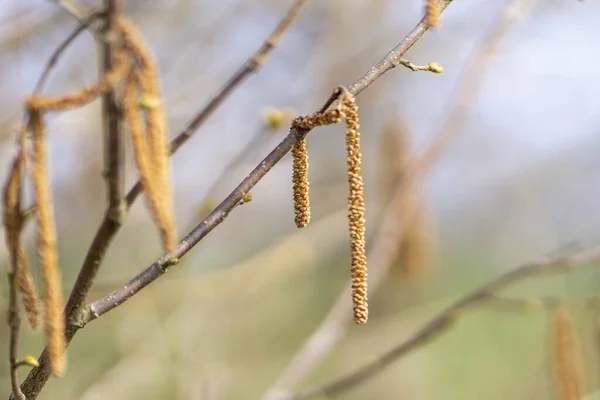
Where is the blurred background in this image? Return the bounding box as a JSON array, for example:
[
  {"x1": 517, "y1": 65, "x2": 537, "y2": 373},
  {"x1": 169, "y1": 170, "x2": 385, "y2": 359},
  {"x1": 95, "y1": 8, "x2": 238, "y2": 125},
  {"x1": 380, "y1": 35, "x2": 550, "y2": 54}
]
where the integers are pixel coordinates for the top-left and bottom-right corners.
[{"x1": 2, "y1": 0, "x2": 600, "y2": 398}]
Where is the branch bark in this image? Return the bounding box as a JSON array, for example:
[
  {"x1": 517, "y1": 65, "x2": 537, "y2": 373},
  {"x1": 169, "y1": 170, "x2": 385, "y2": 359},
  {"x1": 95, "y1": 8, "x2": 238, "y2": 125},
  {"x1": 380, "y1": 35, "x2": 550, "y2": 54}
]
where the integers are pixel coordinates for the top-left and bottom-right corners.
[{"x1": 102, "y1": 0, "x2": 125, "y2": 221}]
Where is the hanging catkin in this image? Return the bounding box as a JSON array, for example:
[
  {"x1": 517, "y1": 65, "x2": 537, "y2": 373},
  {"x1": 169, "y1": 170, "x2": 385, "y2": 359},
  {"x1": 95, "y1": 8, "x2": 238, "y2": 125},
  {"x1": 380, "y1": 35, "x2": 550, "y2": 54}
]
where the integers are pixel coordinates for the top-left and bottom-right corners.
[{"x1": 28, "y1": 109, "x2": 66, "y2": 376}]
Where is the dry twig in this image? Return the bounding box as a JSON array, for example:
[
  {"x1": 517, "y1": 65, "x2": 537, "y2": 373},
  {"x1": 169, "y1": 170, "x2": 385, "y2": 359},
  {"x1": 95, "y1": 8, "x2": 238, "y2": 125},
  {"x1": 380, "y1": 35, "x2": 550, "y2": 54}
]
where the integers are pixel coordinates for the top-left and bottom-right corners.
[{"x1": 290, "y1": 248, "x2": 600, "y2": 399}]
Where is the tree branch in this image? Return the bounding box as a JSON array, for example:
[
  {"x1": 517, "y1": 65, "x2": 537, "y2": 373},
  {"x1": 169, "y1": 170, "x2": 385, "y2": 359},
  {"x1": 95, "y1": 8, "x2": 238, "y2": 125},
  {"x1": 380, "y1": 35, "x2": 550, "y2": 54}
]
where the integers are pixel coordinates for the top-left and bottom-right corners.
[
  {"x1": 13, "y1": 1, "x2": 312, "y2": 398},
  {"x1": 289, "y1": 246, "x2": 600, "y2": 399},
  {"x1": 102, "y1": 0, "x2": 125, "y2": 222}
]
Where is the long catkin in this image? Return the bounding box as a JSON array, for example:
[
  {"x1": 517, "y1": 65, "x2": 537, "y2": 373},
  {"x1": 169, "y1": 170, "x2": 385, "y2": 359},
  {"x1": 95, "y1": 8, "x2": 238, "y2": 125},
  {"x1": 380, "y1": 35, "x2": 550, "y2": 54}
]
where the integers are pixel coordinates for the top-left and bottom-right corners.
[
  {"x1": 2, "y1": 137, "x2": 41, "y2": 328},
  {"x1": 24, "y1": 49, "x2": 129, "y2": 112},
  {"x1": 28, "y1": 109, "x2": 66, "y2": 376},
  {"x1": 342, "y1": 94, "x2": 368, "y2": 325},
  {"x1": 120, "y1": 18, "x2": 176, "y2": 251}
]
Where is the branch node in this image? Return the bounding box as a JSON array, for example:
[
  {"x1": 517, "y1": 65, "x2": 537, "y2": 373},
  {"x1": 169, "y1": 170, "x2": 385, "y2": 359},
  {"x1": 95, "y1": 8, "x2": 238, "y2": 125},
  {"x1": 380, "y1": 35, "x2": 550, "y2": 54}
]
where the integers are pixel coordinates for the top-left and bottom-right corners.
[
  {"x1": 397, "y1": 59, "x2": 444, "y2": 73},
  {"x1": 106, "y1": 201, "x2": 128, "y2": 224},
  {"x1": 15, "y1": 355, "x2": 40, "y2": 369}
]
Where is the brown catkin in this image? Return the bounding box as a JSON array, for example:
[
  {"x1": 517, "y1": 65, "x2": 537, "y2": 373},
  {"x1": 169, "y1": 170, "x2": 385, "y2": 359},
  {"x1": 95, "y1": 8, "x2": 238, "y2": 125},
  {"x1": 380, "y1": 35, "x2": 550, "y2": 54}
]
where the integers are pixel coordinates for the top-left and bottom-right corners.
[
  {"x1": 120, "y1": 18, "x2": 176, "y2": 251},
  {"x1": 24, "y1": 49, "x2": 129, "y2": 112},
  {"x1": 396, "y1": 185, "x2": 433, "y2": 278},
  {"x1": 288, "y1": 94, "x2": 344, "y2": 229},
  {"x1": 292, "y1": 108, "x2": 344, "y2": 130},
  {"x1": 552, "y1": 307, "x2": 583, "y2": 400},
  {"x1": 124, "y1": 72, "x2": 175, "y2": 251},
  {"x1": 342, "y1": 94, "x2": 368, "y2": 325},
  {"x1": 28, "y1": 109, "x2": 66, "y2": 376},
  {"x1": 16, "y1": 246, "x2": 41, "y2": 328},
  {"x1": 425, "y1": 0, "x2": 440, "y2": 28},
  {"x1": 377, "y1": 119, "x2": 409, "y2": 212},
  {"x1": 292, "y1": 138, "x2": 310, "y2": 228},
  {"x1": 2, "y1": 131, "x2": 42, "y2": 329}
]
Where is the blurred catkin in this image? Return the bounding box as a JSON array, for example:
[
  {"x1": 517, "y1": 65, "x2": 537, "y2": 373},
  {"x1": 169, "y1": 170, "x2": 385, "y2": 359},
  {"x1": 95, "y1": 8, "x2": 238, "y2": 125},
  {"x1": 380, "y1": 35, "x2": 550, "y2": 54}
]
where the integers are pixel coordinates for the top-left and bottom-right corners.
[
  {"x1": 396, "y1": 188, "x2": 433, "y2": 278},
  {"x1": 424, "y1": 0, "x2": 440, "y2": 28},
  {"x1": 119, "y1": 17, "x2": 176, "y2": 251},
  {"x1": 2, "y1": 132, "x2": 41, "y2": 328},
  {"x1": 379, "y1": 119, "x2": 433, "y2": 278},
  {"x1": 292, "y1": 138, "x2": 310, "y2": 228},
  {"x1": 124, "y1": 71, "x2": 175, "y2": 251},
  {"x1": 342, "y1": 94, "x2": 368, "y2": 325},
  {"x1": 28, "y1": 109, "x2": 66, "y2": 376},
  {"x1": 24, "y1": 49, "x2": 129, "y2": 111},
  {"x1": 551, "y1": 307, "x2": 584, "y2": 400},
  {"x1": 377, "y1": 118, "x2": 409, "y2": 213}
]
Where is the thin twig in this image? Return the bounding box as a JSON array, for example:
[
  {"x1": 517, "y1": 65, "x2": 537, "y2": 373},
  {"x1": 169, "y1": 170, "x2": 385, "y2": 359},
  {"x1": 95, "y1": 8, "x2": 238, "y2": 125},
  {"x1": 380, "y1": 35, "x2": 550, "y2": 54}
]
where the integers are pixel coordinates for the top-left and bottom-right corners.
[
  {"x1": 8, "y1": 267, "x2": 26, "y2": 400},
  {"x1": 290, "y1": 247, "x2": 600, "y2": 399},
  {"x1": 483, "y1": 295, "x2": 600, "y2": 312},
  {"x1": 398, "y1": 59, "x2": 443, "y2": 73},
  {"x1": 32, "y1": 12, "x2": 104, "y2": 95},
  {"x1": 7, "y1": 205, "x2": 25, "y2": 400},
  {"x1": 51, "y1": 0, "x2": 89, "y2": 23}
]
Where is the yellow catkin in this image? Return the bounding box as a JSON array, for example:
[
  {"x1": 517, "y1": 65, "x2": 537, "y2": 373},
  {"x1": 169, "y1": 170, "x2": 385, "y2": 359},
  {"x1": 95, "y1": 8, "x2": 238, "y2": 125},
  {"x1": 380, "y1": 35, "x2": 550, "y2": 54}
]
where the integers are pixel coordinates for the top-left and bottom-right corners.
[
  {"x1": 24, "y1": 49, "x2": 129, "y2": 112},
  {"x1": 16, "y1": 246, "x2": 41, "y2": 328},
  {"x1": 124, "y1": 72, "x2": 175, "y2": 251},
  {"x1": 288, "y1": 96, "x2": 344, "y2": 229},
  {"x1": 377, "y1": 120, "x2": 409, "y2": 212},
  {"x1": 424, "y1": 0, "x2": 440, "y2": 28},
  {"x1": 397, "y1": 186, "x2": 433, "y2": 278},
  {"x1": 120, "y1": 18, "x2": 176, "y2": 251},
  {"x1": 2, "y1": 132, "x2": 42, "y2": 329},
  {"x1": 551, "y1": 307, "x2": 584, "y2": 400},
  {"x1": 28, "y1": 109, "x2": 66, "y2": 376},
  {"x1": 292, "y1": 108, "x2": 344, "y2": 130},
  {"x1": 342, "y1": 94, "x2": 368, "y2": 325},
  {"x1": 292, "y1": 138, "x2": 310, "y2": 228}
]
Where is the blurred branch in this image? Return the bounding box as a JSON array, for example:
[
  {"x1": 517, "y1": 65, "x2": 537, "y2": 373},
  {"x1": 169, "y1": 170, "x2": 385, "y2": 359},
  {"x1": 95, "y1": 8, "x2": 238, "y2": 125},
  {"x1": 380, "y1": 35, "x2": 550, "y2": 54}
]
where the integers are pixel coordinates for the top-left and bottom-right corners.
[
  {"x1": 51, "y1": 0, "x2": 89, "y2": 22},
  {"x1": 102, "y1": 0, "x2": 126, "y2": 222},
  {"x1": 7, "y1": 270, "x2": 25, "y2": 400},
  {"x1": 7, "y1": 246, "x2": 25, "y2": 400},
  {"x1": 290, "y1": 246, "x2": 600, "y2": 399},
  {"x1": 260, "y1": 0, "x2": 536, "y2": 397},
  {"x1": 32, "y1": 12, "x2": 104, "y2": 95},
  {"x1": 484, "y1": 295, "x2": 600, "y2": 312}
]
